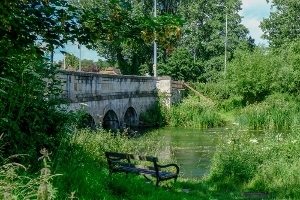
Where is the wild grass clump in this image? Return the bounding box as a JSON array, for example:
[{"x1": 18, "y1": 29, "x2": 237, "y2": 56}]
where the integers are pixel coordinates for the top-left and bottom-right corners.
[
  {"x1": 167, "y1": 95, "x2": 225, "y2": 128},
  {"x1": 0, "y1": 148, "x2": 59, "y2": 199},
  {"x1": 206, "y1": 126, "x2": 300, "y2": 198},
  {"x1": 236, "y1": 93, "x2": 300, "y2": 129},
  {"x1": 51, "y1": 128, "x2": 175, "y2": 199}
]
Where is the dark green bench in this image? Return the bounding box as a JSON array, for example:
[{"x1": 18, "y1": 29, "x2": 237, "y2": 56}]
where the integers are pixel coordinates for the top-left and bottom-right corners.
[{"x1": 105, "y1": 151, "x2": 179, "y2": 186}]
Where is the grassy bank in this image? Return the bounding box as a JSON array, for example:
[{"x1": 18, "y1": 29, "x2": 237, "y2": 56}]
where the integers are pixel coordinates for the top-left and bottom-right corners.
[
  {"x1": 0, "y1": 129, "x2": 243, "y2": 199},
  {"x1": 3, "y1": 127, "x2": 300, "y2": 199}
]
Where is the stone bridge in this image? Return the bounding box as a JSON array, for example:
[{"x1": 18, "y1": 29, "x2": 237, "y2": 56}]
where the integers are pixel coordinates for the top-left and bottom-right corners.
[{"x1": 58, "y1": 70, "x2": 184, "y2": 130}]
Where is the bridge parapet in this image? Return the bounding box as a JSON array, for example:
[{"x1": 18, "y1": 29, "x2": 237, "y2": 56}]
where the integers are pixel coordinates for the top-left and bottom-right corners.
[
  {"x1": 58, "y1": 70, "x2": 157, "y2": 103},
  {"x1": 57, "y1": 70, "x2": 184, "y2": 129}
]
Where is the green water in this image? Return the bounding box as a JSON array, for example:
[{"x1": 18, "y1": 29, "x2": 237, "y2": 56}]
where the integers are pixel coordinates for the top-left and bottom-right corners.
[{"x1": 152, "y1": 127, "x2": 230, "y2": 179}]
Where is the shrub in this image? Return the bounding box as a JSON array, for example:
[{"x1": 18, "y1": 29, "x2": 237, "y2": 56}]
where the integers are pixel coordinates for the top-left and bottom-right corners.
[
  {"x1": 236, "y1": 93, "x2": 300, "y2": 129},
  {"x1": 206, "y1": 127, "x2": 300, "y2": 198},
  {"x1": 168, "y1": 95, "x2": 224, "y2": 128}
]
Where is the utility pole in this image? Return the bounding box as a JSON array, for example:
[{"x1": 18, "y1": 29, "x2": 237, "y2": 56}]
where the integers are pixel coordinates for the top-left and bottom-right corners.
[
  {"x1": 153, "y1": 0, "x2": 157, "y2": 77},
  {"x1": 78, "y1": 44, "x2": 81, "y2": 71},
  {"x1": 224, "y1": 7, "x2": 227, "y2": 78}
]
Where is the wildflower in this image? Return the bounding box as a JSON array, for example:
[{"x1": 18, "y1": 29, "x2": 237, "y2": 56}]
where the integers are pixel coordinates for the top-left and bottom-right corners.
[
  {"x1": 79, "y1": 103, "x2": 88, "y2": 107},
  {"x1": 249, "y1": 138, "x2": 258, "y2": 143}
]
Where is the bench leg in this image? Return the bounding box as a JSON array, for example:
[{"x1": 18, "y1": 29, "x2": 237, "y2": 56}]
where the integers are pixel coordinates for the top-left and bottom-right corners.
[
  {"x1": 156, "y1": 179, "x2": 160, "y2": 187},
  {"x1": 174, "y1": 177, "x2": 178, "y2": 183}
]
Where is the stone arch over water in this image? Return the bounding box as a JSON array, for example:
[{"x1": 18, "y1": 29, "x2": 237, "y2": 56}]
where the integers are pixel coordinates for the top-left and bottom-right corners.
[
  {"x1": 102, "y1": 110, "x2": 119, "y2": 131},
  {"x1": 79, "y1": 113, "x2": 96, "y2": 129},
  {"x1": 123, "y1": 107, "x2": 138, "y2": 127}
]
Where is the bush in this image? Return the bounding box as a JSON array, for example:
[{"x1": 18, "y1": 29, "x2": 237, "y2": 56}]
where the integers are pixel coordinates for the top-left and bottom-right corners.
[
  {"x1": 0, "y1": 56, "x2": 77, "y2": 167},
  {"x1": 206, "y1": 127, "x2": 300, "y2": 198},
  {"x1": 236, "y1": 93, "x2": 300, "y2": 129},
  {"x1": 167, "y1": 95, "x2": 224, "y2": 128}
]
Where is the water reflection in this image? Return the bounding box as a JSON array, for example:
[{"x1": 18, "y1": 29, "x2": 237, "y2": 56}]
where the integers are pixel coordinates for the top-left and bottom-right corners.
[{"x1": 154, "y1": 127, "x2": 230, "y2": 179}]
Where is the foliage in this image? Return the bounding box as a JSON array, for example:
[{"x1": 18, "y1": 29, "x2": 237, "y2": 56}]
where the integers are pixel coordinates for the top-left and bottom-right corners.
[
  {"x1": 167, "y1": 95, "x2": 225, "y2": 128},
  {"x1": 260, "y1": 0, "x2": 300, "y2": 48},
  {"x1": 65, "y1": 53, "x2": 79, "y2": 69},
  {"x1": 174, "y1": 0, "x2": 253, "y2": 82},
  {"x1": 207, "y1": 126, "x2": 300, "y2": 198},
  {"x1": 0, "y1": 0, "x2": 80, "y2": 74},
  {"x1": 0, "y1": 148, "x2": 60, "y2": 199},
  {"x1": 0, "y1": 0, "x2": 88, "y2": 162},
  {"x1": 158, "y1": 47, "x2": 203, "y2": 82},
  {"x1": 139, "y1": 98, "x2": 168, "y2": 127},
  {"x1": 73, "y1": 0, "x2": 185, "y2": 75},
  {"x1": 0, "y1": 56, "x2": 77, "y2": 164},
  {"x1": 235, "y1": 93, "x2": 300, "y2": 130}
]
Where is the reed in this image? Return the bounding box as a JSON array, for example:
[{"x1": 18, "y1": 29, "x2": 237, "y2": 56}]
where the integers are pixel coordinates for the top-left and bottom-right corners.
[
  {"x1": 236, "y1": 94, "x2": 300, "y2": 129},
  {"x1": 168, "y1": 95, "x2": 225, "y2": 128}
]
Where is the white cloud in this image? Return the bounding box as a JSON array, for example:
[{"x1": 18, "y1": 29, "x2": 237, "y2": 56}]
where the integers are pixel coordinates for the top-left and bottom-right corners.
[{"x1": 240, "y1": 0, "x2": 272, "y2": 45}]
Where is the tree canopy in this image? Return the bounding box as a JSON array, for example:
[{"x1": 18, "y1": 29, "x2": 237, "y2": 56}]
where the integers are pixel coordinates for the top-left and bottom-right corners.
[{"x1": 260, "y1": 0, "x2": 300, "y2": 48}]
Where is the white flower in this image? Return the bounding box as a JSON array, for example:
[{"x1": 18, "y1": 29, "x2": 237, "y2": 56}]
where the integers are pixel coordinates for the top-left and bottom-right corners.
[
  {"x1": 79, "y1": 103, "x2": 88, "y2": 107},
  {"x1": 249, "y1": 138, "x2": 258, "y2": 143}
]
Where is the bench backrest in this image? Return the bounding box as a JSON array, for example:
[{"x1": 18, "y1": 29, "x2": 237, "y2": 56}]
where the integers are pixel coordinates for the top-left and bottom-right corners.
[{"x1": 105, "y1": 151, "x2": 159, "y2": 171}]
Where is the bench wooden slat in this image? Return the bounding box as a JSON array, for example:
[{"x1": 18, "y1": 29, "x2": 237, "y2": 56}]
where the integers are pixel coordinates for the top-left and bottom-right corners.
[{"x1": 105, "y1": 151, "x2": 179, "y2": 186}]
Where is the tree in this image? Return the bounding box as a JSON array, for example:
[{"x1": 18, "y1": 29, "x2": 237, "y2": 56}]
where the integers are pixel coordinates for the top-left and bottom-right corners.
[
  {"x1": 260, "y1": 0, "x2": 300, "y2": 48},
  {"x1": 158, "y1": 47, "x2": 203, "y2": 82},
  {"x1": 72, "y1": 0, "x2": 185, "y2": 75},
  {"x1": 0, "y1": 0, "x2": 81, "y2": 74},
  {"x1": 172, "y1": 0, "x2": 251, "y2": 82},
  {"x1": 0, "y1": 0, "x2": 82, "y2": 161},
  {"x1": 65, "y1": 53, "x2": 79, "y2": 69}
]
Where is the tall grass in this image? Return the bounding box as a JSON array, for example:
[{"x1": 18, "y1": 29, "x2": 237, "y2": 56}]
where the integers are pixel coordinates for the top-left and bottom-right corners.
[
  {"x1": 51, "y1": 128, "x2": 177, "y2": 199},
  {"x1": 206, "y1": 125, "x2": 300, "y2": 199},
  {"x1": 0, "y1": 149, "x2": 60, "y2": 199},
  {"x1": 236, "y1": 94, "x2": 300, "y2": 129},
  {"x1": 167, "y1": 95, "x2": 225, "y2": 128}
]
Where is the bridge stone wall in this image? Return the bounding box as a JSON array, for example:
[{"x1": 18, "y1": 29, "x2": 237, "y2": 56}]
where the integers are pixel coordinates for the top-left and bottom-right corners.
[{"x1": 58, "y1": 70, "x2": 184, "y2": 129}]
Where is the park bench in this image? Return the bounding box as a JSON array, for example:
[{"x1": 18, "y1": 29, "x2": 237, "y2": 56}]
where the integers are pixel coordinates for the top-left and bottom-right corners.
[{"x1": 105, "y1": 151, "x2": 180, "y2": 186}]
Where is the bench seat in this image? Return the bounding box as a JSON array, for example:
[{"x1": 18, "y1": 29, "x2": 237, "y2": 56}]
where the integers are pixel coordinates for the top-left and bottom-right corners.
[{"x1": 105, "y1": 151, "x2": 179, "y2": 186}]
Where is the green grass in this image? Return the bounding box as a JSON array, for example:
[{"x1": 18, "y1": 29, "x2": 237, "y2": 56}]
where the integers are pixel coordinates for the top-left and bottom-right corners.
[
  {"x1": 167, "y1": 95, "x2": 225, "y2": 128},
  {"x1": 49, "y1": 129, "x2": 250, "y2": 199},
  {"x1": 235, "y1": 94, "x2": 300, "y2": 129},
  {"x1": 3, "y1": 123, "x2": 300, "y2": 199},
  {"x1": 206, "y1": 125, "x2": 300, "y2": 199}
]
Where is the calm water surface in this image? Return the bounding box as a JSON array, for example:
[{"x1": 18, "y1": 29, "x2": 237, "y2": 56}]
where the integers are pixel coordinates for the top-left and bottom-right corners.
[{"x1": 150, "y1": 127, "x2": 231, "y2": 179}]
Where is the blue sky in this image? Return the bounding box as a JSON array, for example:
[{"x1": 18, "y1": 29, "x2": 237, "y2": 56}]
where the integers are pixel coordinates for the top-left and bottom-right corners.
[
  {"x1": 54, "y1": 0, "x2": 272, "y2": 62},
  {"x1": 240, "y1": 0, "x2": 272, "y2": 45}
]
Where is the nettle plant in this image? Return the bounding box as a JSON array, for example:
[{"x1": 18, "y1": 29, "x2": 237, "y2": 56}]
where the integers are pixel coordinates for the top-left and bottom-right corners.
[{"x1": 0, "y1": 55, "x2": 76, "y2": 164}]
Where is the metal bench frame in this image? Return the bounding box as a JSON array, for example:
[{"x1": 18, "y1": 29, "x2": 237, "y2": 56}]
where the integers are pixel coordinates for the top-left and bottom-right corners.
[{"x1": 105, "y1": 151, "x2": 179, "y2": 186}]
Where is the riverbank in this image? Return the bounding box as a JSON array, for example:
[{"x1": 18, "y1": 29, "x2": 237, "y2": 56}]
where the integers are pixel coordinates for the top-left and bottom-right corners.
[{"x1": 3, "y1": 127, "x2": 300, "y2": 199}]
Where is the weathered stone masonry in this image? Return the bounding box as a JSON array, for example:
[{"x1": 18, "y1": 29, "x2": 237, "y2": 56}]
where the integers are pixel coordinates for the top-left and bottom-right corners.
[{"x1": 58, "y1": 70, "x2": 184, "y2": 130}]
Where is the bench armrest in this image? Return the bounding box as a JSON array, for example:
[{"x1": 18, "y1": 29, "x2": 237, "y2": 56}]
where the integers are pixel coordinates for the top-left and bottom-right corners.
[{"x1": 157, "y1": 163, "x2": 179, "y2": 174}]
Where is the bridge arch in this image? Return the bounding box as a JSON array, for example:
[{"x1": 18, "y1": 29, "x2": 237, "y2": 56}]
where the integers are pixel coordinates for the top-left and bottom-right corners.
[
  {"x1": 78, "y1": 113, "x2": 96, "y2": 129},
  {"x1": 102, "y1": 110, "x2": 119, "y2": 131},
  {"x1": 123, "y1": 106, "x2": 138, "y2": 127}
]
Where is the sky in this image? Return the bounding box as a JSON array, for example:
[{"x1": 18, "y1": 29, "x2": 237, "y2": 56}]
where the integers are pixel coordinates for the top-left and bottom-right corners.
[
  {"x1": 240, "y1": 0, "x2": 272, "y2": 45},
  {"x1": 53, "y1": 0, "x2": 272, "y2": 62}
]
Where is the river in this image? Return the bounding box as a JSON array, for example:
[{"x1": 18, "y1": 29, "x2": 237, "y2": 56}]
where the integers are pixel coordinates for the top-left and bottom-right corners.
[{"x1": 147, "y1": 126, "x2": 231, "y2": 179}]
